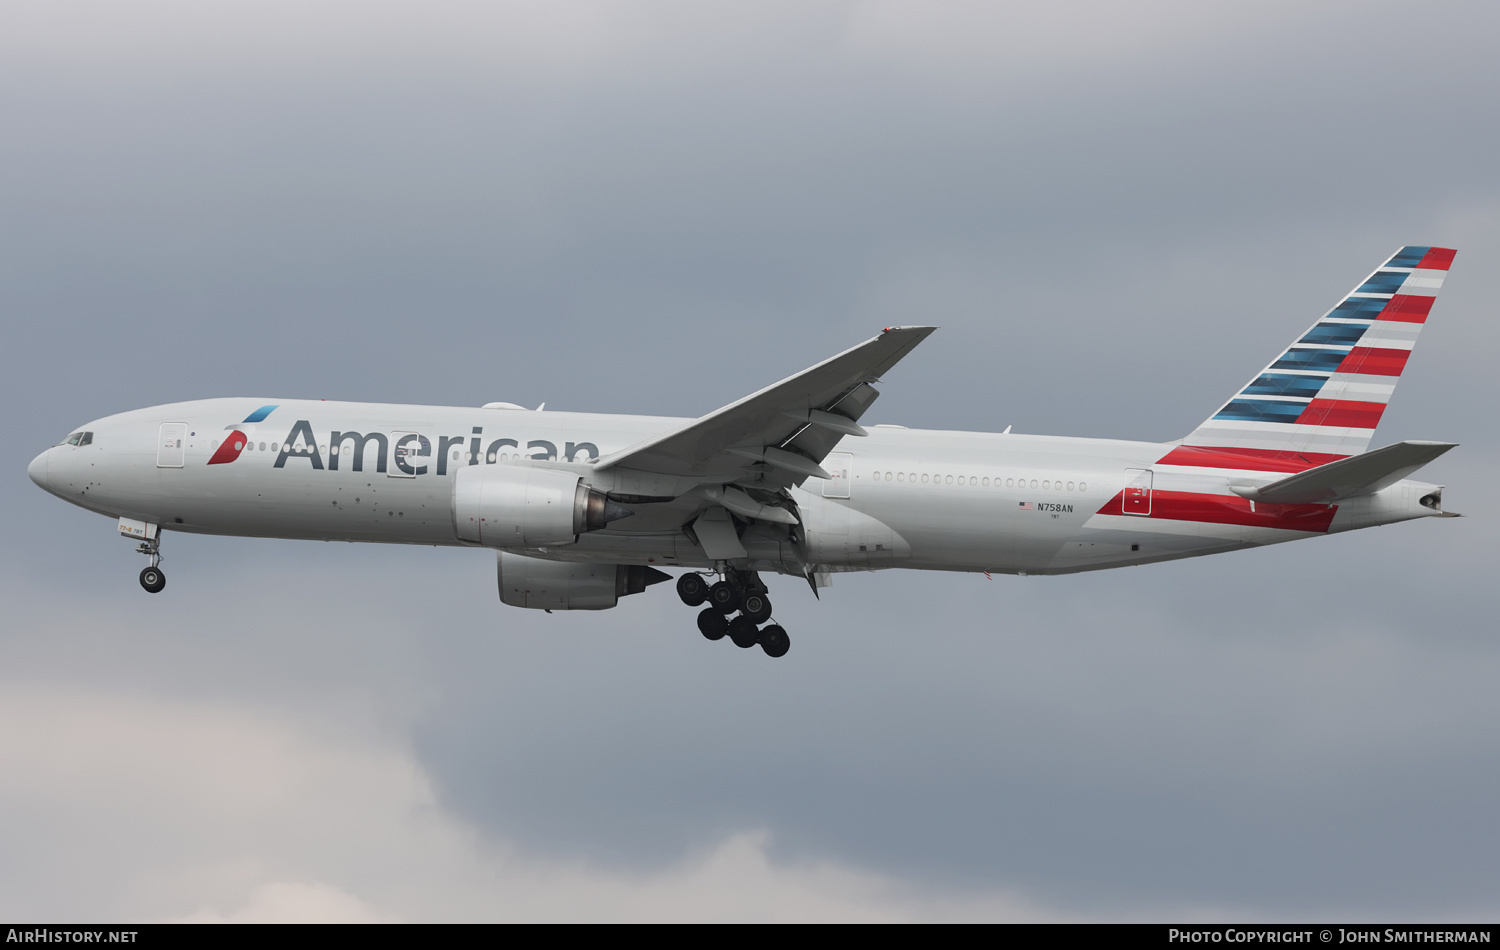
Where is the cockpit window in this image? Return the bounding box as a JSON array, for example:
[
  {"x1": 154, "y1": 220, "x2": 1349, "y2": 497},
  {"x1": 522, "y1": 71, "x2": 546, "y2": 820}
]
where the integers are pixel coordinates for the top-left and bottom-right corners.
[
  {"x1": 78, "y1": 432, "x2": 93, "y2": 446},
  {"x1": 62, "y1": 432, "x2": 83, "y2": 446}
]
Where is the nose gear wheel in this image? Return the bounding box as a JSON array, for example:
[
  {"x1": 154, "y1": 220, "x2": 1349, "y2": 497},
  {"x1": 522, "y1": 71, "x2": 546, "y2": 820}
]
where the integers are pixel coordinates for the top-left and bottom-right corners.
[{"x1": 135, "y1": 533, "x2": 165, "y2": 593}]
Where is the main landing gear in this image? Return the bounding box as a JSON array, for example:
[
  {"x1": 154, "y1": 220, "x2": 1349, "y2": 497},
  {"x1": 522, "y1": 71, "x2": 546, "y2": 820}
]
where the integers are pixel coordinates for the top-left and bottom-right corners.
[
  {"x1": 678, "y1": 569, "x2": 789, "y2": 658},
  {"x1": 137, "y1": 534, "x2": 165, "y2": 593}
]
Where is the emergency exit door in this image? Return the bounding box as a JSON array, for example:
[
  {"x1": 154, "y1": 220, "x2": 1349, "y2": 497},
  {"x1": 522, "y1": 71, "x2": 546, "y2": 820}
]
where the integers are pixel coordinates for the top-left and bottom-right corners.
[
  {"x1": 1123, "y1": 468, "x2": 1153, "y2": 515},
  {"x1": 822, "y1": 452, "x2": 853, "y2": 499},
  {"x1": 157, "y1": 423, "x2": 187, "y2": 468}
]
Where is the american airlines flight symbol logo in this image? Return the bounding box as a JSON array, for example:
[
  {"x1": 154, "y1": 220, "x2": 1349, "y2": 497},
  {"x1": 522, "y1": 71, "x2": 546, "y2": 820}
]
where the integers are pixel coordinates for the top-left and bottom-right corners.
[{"x1": 207, "y1": 405, "x2": 278, "y2": 465}]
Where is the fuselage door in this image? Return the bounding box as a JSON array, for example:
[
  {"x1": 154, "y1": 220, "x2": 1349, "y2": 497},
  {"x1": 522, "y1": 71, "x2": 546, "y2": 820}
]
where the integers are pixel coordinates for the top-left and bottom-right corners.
[
  {"x1": 156, "y1": 423, "x2": 187, "y2": 468},
  {"x1": 389, "y1": 431, "x2": 431, "y2": 477},
  {"x1": 1123, "y1": 468, "x2": 1153, "y2": 515},
  {"x1": 822, "y1": 452, "x2": 853, "y2": 499}
]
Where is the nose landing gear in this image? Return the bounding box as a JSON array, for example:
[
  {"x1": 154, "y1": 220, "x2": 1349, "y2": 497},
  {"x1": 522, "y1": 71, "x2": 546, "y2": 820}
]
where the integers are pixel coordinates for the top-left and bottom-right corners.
[
  {"x1": 136, "y1": 536, "x2": 165, "y2": 593},
  {"x1": 678, "y1": 568, "x2": 789, "y2": 658}
]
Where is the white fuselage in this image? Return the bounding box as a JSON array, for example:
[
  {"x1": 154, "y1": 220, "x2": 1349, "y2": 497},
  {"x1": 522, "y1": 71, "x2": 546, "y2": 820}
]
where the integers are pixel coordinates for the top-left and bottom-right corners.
[{"x1": 28, "y1": 397, "x2": 1445, "y2": 578}]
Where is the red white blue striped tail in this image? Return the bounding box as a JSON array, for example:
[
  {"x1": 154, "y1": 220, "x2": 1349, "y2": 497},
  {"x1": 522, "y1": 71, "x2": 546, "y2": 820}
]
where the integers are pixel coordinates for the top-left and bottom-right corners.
[{"x1": 1172, "y1": 246, "x2": 1454, "y2": 471}]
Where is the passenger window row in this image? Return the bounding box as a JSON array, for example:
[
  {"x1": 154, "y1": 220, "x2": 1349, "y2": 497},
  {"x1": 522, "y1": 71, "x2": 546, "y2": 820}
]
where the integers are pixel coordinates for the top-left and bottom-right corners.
[
  {"x1": 870, "y1": 471, "x2": 1087, "y2": 492},
  {"x1": 214, "y1": 440, "x2": 277, "y2": 452},
  {"x1": 205, "y1": 443, "x2": 534, "y2": 461}
]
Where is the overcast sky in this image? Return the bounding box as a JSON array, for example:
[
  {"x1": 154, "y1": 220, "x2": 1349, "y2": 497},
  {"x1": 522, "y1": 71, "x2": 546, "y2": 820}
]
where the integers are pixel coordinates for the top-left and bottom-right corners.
[{"x1": 3, "y1": 0, "x2": 1497, "y2": 922}]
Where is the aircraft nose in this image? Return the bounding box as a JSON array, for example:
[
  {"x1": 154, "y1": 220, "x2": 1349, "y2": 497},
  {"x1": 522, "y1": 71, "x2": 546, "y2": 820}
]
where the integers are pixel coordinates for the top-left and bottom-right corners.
[{"x1": 27, "y1": 449, "x2": 49, "y2": 489}]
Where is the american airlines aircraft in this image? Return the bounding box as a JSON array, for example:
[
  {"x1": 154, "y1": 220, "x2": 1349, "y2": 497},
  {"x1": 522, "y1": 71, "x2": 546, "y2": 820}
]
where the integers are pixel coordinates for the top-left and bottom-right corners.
[{"x1": 28, "y1": 246, "x2": 1459, "y2": 658}]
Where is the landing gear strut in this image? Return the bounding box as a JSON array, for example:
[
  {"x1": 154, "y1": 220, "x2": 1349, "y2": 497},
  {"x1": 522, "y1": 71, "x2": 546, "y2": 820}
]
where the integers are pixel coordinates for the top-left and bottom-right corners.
[
  {"x1": 136, "y1": 535, "x2": 165, "y2": 593},
  {"x1": 678, "y1": 568, "x2": 789, "y2": 658}
]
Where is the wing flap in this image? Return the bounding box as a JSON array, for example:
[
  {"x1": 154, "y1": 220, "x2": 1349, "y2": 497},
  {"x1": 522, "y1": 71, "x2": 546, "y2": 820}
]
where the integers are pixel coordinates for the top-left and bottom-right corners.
[
  {"x1": 704, "y1": 486, "x2": 800, "y2": 524},
  {"x1": 691, "y1": 507, "x2": 748, "y2": 559}
]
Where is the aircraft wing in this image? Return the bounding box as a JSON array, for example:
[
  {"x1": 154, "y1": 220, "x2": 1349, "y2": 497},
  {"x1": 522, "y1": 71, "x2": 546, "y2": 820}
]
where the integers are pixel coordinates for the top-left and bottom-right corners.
[
  {"x1": 1232, "y1": 440, "x2": 1458, "y2": 504},
  {"x1": 595, "y1": 326, "x2": 936, "y2": 490}
]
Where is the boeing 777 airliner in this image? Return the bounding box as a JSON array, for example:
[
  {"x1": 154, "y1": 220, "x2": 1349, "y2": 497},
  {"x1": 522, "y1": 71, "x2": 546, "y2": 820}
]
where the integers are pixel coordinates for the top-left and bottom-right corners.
[{"x1": 28, "y1": 246, "x2": 1460, "y2": 657}]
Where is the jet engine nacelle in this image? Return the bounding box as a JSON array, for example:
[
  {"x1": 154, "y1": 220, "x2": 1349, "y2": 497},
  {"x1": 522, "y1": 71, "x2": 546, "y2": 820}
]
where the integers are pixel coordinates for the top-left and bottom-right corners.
[
  {"x1": 452, "y1": 464, "x2": 631, "y2": 547},
  {"x1": 496, "y1": 551, "x2": 670, "y2": 610}
]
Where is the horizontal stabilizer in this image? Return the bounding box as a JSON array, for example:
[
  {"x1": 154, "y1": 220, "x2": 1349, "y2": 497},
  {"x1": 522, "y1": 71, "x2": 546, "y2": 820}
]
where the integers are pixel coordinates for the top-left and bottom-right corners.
[{"x1": 1231, "y1": 440, "x2": 1457, "y2": 504}]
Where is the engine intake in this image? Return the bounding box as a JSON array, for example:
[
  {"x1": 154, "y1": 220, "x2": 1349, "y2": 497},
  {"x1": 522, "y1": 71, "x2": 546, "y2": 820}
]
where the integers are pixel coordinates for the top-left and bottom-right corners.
[
  {"x1": 497, "y1": 552, "x2": 670, "y2": 610},
  {"x1": 452, "y1": 464, "x2": 632, "y2": 547}
]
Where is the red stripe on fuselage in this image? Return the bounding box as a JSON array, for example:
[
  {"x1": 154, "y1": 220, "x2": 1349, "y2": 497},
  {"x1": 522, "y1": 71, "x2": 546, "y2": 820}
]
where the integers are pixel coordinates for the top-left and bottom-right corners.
[
  {"x1": 1337, "y1": 346, "x2": 1410, "y2": 377},
  {"x1": 1095, "y1": 490, "x2": 1336, "y2": 532},
  {"x1": 1296, "y1": 398, "x2": 1385, "y2": 428},
  {"x1": 1155, "y1": 446, "x2": 1348, "y2": 473}
]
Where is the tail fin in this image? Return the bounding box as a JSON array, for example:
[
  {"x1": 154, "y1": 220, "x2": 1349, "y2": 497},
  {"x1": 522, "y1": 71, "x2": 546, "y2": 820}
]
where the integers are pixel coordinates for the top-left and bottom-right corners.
[{"x1": 1176, "y1": 246, "x2": 1455, "y2": 467}]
